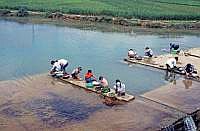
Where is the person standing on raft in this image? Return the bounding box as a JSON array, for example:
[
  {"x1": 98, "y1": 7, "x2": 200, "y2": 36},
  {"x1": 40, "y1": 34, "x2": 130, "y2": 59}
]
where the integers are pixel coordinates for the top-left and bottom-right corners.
[
  {"x1": 113, "y1": 79, "x2": 126, "y2": 96},
  {"x1": 71, "y1": 67, "x2": 82, "y2": 80},
  {"x1": 50, "y1": 59, "x2": 69, "y2": 74}
]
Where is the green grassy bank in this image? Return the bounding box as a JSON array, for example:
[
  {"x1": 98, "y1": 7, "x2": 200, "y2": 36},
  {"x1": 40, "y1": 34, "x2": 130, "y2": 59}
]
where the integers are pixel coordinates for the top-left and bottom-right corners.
[{"x1": 0, "y1": 0, "x2": 200, "y2": 20}]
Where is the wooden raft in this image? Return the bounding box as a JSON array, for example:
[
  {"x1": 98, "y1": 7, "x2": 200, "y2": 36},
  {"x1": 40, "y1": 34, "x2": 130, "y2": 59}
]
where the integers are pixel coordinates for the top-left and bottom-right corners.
[
  {"x1": 184, "y1": 48, "x2": 200, "y2": 58},
  {"x1": 124, "y1": 57, "x2": 200, "y2": 82},
  {"x1": 185, "y1": 52, "x2": 200, "y2": 58},
  {"x1": 124, "y1": 57, "x2": 166, "y2": 70},
  {"x1": 59, "y1": 78, "x2": 135, "y2": 102}
]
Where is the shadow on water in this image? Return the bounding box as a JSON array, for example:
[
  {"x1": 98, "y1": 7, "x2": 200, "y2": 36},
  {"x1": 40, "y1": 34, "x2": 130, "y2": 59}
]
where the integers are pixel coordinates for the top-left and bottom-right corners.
[{"x1": 24, "y1": 92, "x2": 109, "y2": 128}]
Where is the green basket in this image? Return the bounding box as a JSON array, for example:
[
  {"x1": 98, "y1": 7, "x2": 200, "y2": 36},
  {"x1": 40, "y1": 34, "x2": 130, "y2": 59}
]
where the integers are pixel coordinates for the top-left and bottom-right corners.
[{"x1": 86, "y1": 83, "x2": 94, "y2": 88}]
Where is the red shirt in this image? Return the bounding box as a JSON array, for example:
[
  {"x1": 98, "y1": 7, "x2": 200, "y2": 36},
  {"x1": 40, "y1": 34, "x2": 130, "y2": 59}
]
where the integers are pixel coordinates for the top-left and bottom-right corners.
[{"x1": 85, "y1": 72, "x2": 93, "y2": 79}]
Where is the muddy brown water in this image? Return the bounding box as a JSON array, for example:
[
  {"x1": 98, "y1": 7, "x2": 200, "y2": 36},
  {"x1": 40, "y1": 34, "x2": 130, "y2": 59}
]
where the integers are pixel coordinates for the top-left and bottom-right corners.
[{"x1": 0, "y1": 74, "x2": 185, "y2": 131}]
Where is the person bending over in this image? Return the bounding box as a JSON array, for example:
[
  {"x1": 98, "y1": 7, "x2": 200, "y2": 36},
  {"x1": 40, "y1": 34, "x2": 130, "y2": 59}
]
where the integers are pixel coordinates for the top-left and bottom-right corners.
[
  {"x1": 169, "y1": 43, "x2": 179, "y2": 53},
  {"x1": 71, "y1": 67, "x2": 82, "y2": 80},
  {"x1": 166, "y1": 57, "x2": 178, "y2": 72},
  {"x1": 51, "y1": 59, "x2": 68, "y2": 74}
]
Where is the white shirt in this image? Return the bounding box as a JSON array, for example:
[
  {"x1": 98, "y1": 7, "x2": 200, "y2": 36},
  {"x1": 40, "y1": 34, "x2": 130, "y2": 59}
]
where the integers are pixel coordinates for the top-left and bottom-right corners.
[
  {"x1": 114, "y1": 83, "x2": 125, "y2": 93},
  {"x1": 57, "y1": 59, "x2": 68, "y2": 66},
  {"x1": 166, "y1": 58, "x2": 176, "y2": 69},
  {"x1": 71, "y1": 68, "x2": 79, "y2": 75},
  {"x1": 128, "y1": 50, "x2": 136, "y2": 56},
  {"x1": 51, "y1": 62, "x2": 61, "y2": 71},
  {"x1": 145, "y1": 49, "x2": 153, "y2": 56}
]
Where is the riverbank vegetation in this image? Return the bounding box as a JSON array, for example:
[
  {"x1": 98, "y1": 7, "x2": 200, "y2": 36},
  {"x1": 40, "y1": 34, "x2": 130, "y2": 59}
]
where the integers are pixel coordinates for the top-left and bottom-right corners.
[{"x1": 0, "y1": 0, "x2": 200, "y2": 20}]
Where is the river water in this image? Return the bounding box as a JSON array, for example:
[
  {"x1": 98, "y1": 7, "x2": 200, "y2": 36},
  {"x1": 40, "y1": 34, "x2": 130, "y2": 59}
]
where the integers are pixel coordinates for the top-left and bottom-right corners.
[
  {"x1": 0, "y1": 19, "x2": 200, "y2": 94},
  {"x1": 0, "y1": 19, "x2": 200, "y2": 130}
]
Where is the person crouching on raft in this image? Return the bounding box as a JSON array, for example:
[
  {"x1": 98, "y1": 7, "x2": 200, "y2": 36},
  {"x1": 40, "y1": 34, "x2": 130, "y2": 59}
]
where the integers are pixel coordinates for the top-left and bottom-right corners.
[
  {"x1": 128, "y1": 49, "x2": 137, "y2": 58},
  {"x1": 144, "y1": 47, "x2": 153, "y2": 58},
  {"x1": 184, "y1": 63, "x2": 196, "y2": 77},
  {"x1": 51, "y1": 59, "x2": 68, "y2": 74},
  {"x1": 85, "y1": 70, "x2": 96, "y2": 83},
  {"x1": 71, "y1": 67, "x2": 82, "y2": 80},
  {"x1": 99, "y1": 76, "x2": 110, "y2": 93},
  {"x1": 113, "y1": 79, "x2": 126, "y2": 96},
  {"x1": 166, "y1": 57, "x2": 178, "y2": 72}
]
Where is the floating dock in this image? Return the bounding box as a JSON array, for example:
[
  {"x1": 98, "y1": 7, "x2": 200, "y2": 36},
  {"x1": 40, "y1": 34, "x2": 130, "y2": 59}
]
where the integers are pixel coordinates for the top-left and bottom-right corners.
[
  {"x1": 124, "y1": 48, "x2": 200, "y2": 81},
  {"x1": 124, "y1": 57, "x2": 166, "y2": 70},
  {"x1": 58, "y1": 77, "x2": 135, "y2": 102},
  {"x1": 185, "y1": 48, "x2": 200, "y2": 58}
]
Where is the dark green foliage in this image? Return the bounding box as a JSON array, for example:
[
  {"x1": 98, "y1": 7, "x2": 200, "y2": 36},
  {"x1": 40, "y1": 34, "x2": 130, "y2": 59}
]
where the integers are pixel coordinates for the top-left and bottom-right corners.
[{"x1": 0, "y1": 0, "x2": 200, "y2": 20}]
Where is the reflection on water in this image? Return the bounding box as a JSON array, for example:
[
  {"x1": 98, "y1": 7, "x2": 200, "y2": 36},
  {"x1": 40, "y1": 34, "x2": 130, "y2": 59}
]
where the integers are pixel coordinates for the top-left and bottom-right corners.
[
  {"x1": 182, "y1": 79, "x2": 193, "y2": 89},
  {"x1": 165, "y1": 71, "x2": 194, "y2": 89},
  {"x1": 165, "y1": 71, "x2": 176, "y2": 85}
]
